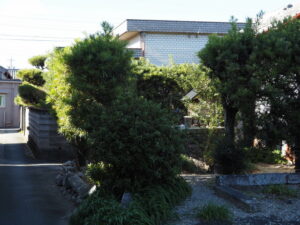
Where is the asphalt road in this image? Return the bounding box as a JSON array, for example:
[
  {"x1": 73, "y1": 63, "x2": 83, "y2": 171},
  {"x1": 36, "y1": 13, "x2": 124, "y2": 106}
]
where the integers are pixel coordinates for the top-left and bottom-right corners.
[{"x1": 0, "y1": 129, "x2": 74, "y2": 225}]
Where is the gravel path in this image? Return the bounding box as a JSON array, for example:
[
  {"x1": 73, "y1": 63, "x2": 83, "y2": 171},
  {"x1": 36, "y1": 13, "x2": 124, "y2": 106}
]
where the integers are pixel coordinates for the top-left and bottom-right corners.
[{"x1": 167, "y1": 174, "x2": 300, "y2": 225}]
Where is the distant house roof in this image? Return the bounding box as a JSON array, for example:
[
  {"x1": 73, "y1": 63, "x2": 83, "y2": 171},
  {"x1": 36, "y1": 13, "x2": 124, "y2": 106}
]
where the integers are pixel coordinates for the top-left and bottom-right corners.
[
  {"x1": 114, "y1": 19, "x2": 246, "y2": 40},
  {"x1": 258, "y1": 2, "x2": 300, "y2": 32},
  {"x1": 0, "y1": 66, "x2": 7, "y2": 73}
]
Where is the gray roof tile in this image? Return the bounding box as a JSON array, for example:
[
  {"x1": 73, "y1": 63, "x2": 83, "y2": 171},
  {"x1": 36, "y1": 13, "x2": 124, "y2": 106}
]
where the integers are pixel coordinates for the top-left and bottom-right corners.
[{"x1": 117, "y1": 19, "x2": 245, "y2": 35}]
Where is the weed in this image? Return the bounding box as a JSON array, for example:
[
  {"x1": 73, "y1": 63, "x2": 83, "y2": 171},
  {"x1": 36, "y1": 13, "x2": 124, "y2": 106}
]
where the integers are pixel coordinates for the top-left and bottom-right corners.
[{"x1": 196, "y1": 203, "x2": 233, "y2": 223}]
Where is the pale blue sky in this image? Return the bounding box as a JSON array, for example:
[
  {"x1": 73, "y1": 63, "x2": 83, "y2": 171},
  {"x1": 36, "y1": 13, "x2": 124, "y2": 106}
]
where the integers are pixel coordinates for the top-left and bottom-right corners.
[{"x1": 0, "y1": 0, "x2": 297, "y2": 68}]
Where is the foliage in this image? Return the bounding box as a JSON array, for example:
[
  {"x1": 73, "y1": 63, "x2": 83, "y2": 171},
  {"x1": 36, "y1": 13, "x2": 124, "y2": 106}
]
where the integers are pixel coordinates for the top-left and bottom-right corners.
[
  {"x1": 69, "y1": 177, "x2": 191, "y2": 225},
  {"x1": 263, "y1": 185, "x2": 298, "y2": 198},
  {"x1": 246, "y1": 147, "x2": 286, "y2": 164},
  {"x1": 184, "y1": 128, "x2": 225, "y2": 167},
  {"x1": 46, "y1": 23, "x2": 132, "y2": 165},
  {"x1": 17, "y1": 69, "x2": 45, "y2": 86},
  {"x1": 199, "y1": 18, "x2": 258, "y2": 145},
  {"x1": 88, "y1": 94, "x2": 185, "y2": 193},
  {"x1": 133, "y1": 59, "x2": 186, "y2": 119},
  {"x1": 16, "y1": 82, "x2": 47, "y2": 109},
  {"x1": 132, "y1": 58, "x2": 223, "y2": 127},
  {"x1": 180, "y1": 154, "x2": 199, "y2": 173},
  {"x1": 28, "y1": 54, "x2": 48, "y2": 70},
  {"x1": 251, "y1": 18, "x2": 300, "y2": 170},
  {"x1": 196, "y1": 203, "x2": 233, "y2": 223},
  {"x1": 214, "y1": 138, "x2": 249, "y2": 174}
]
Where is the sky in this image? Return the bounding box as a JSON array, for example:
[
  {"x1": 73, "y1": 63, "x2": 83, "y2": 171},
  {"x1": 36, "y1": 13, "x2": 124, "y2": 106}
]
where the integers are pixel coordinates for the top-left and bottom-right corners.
[{"x1": 0, "y1": 0, "x2": 297, "y2": 69}]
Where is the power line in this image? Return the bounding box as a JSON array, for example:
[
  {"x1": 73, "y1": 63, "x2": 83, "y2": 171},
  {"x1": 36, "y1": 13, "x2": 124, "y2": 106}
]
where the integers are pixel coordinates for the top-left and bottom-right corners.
[
  {"x1": 0, "y1": 22, "x2": 96, "y2": 32},
  {"x1": 0, "y1": 38, "x2": 71, "y2": 42},
  {"x1": 0, "y1": 13, "x2": 98, "y2": 24},
  {"x1": 0, "y1": 33, "x2": 75, "y2": 40}
]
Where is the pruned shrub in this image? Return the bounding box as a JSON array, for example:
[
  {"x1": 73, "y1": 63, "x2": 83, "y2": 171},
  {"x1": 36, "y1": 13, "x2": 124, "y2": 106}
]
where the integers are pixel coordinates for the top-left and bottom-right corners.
[
  {"x1": 46, "y1": 22, "x2": 132, "y2": 165},
  {"x1": 28, "y1": 54, "x2": 47, "y2": 70},
  {"x1": 88, "y1": 94, "x2": 185, "y2": 193},
  {"x1": 17, "y1": 69, "x2": 45, "y2": 86},
  {"x1": 16, "y1": 82, "x2": 47, "y2": 108}
]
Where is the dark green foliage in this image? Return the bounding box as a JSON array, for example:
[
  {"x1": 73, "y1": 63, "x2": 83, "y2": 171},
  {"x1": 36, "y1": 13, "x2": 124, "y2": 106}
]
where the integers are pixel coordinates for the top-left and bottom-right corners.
[
  {"x1": 28, "y1": 54, "x2": 47, "y2": 70},
  {"x1": 132, "y1": 59, "x2": 223, "y2": 127},
  {"x1": 137, "y1": 74, "x2": 186, "y2": 116},
  {"x1": 69, "y1": 177, "x2": 191, "y2": 225},
  {"x1": 196, "y1": 203, "x2": 233, "y2": 223},
  {"x1": 199, "y1": 18, "x2": 258, "y2": 146},
  {"x1": 46, "y1": 23, "x2": 132, "y2": 164},
  {"x1": 184, "y1": 128, "x2": 225, "y2": 167},
  {"x1": 89, "y1": 94, "x2": 185, "y2": 193},
  {"x1": 16, "y1": 82, "x2": 47, "y2": 108},
  {"x1": 17, "y1": 69, "x2": 45, "y2": 86},
  {"x1": 251, "y1": 18, "x2": 300, "y2": 170},
  {"x1": 214, "y1": 138, "x2": 248, "y2": 174},
  {"x1": 246, "y1": 147, "x2": 286, "y2": 164}
]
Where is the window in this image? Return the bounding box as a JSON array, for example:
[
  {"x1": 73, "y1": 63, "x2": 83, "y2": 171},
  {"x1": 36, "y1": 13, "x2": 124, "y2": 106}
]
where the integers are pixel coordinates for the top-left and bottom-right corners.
[{"x1": 0, "y1": 94, "x2": 5, "y2": 107}]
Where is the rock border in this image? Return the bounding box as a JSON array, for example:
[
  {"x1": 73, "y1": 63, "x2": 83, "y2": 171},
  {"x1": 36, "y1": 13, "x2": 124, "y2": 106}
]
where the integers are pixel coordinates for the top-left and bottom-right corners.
[{"x1": 216, "y1": 173, "x2": 300, "y2": 186}]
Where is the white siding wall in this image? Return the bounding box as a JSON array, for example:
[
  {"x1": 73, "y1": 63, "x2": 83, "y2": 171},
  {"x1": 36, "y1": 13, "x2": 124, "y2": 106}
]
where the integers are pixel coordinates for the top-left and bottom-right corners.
[
  {"x1": 144, "y1": 33, "x2": 208, "y2": 65},
  {"x1": 127, "y1": 34, "x2": 141, "y2": 48}
]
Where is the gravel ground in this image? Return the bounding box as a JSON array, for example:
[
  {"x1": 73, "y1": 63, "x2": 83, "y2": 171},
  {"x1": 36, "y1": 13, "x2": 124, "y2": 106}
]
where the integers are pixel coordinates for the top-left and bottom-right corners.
[{"x1": 166, "y1": 174, "x2": 300, "y2": 225}]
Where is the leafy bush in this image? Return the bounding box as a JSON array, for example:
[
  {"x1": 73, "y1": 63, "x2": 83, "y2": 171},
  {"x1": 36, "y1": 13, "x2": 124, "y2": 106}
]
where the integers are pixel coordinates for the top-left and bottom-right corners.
[
  {"x1": 184, "y1": 128, "x2": 225, "y2": 168},
  {"x1": 196, "y1": 203, "x2": 233, "y2": 223},
  {"x1": 88, "y1": 94, "x2": 185, "y2": 193},
  {"x1": 17, "y1": 69, "x2": 45, "y2": 86},
  {"x1": 28, "y1": 54, "x2": 47, "y2": 70},
  {"x1": 263, "y1": 185, "x2": 298, "y2": 198},
  {"x1": 16, "y1": 82, "x2": 47, "y2": 108},
  {"x1": 46, "y1": 22, "x2": 132, "y2": 165},
  {"x1": 70, "y1": 177, "x2": 191, "y2": 225},
  {"x1": 214, "y1": 138, "x2": 248, "y2": 174},
  {"x1": 132, "y1": 59, "x2": 223, "y2": 127},
  {"x1": 246, "y1": 147, "x2": 286, "y2": 164}
]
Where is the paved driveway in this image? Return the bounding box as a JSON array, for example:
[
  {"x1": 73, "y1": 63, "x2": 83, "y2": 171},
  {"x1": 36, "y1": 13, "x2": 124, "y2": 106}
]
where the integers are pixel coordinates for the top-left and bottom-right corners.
[{"x1": 0, "y1": 129, "x2": 74, "y2": 225}]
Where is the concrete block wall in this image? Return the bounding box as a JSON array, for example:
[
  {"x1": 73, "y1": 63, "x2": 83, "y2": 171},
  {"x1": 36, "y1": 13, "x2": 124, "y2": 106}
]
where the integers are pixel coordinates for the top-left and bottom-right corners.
[
  {"x1": 144, "y1": 33, "x2": 208, "y2": 65},
  {"x1": 26, "y1": 108, "x2": 74, "y2": 160}
]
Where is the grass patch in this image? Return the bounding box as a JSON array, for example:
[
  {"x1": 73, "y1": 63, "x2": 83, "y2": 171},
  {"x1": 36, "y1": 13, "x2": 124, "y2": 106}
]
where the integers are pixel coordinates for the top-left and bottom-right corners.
[
  {"x1": 263, "y1": 185, "x2": 298, "y2": 197},
  {"x1": 196, "y1": 203, "x2": 233, "y2": 223}
]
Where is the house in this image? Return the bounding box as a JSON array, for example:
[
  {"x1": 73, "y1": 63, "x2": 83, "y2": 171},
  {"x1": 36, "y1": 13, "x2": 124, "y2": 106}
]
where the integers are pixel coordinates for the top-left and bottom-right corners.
[
  {"x1": 0, "y1": 66, "x2": 21, "y2": 128},
  {"x1": 258, "y1": 2, "x2": 300, "y2": 32},
  {"x1": 113, "y1": 19, "x2": 245, "y2": 65}
]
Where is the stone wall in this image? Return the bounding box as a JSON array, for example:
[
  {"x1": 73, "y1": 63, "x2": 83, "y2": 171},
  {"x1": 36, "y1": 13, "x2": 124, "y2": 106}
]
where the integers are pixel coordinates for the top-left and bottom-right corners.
[{"x1": 23, "y1": 107, "x2": 74, "y2": 160}]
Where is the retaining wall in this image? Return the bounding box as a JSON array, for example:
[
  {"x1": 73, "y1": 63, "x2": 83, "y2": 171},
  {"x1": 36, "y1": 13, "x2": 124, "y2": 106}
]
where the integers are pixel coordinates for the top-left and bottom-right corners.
[{"x1": 23, "y1": 107, "x2": 75, "y2": 160}]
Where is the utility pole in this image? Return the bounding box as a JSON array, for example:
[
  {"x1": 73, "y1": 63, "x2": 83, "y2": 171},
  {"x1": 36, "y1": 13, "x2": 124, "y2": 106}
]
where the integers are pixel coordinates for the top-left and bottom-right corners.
[{"x1": 7, "y1": 57, "x2": 15, "y2": 69}]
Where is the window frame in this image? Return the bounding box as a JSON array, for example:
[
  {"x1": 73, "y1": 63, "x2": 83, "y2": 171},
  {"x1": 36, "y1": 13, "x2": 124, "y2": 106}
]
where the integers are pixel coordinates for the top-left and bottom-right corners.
[{"x1": 0, "y1": 94, "x2": 6, "y2": 108}]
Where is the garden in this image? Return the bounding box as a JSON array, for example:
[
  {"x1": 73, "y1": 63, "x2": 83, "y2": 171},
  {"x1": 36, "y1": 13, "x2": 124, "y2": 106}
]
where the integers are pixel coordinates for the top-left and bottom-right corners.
[{"x1": 15, "y1": 16, "x2": 300, "y2": 225}]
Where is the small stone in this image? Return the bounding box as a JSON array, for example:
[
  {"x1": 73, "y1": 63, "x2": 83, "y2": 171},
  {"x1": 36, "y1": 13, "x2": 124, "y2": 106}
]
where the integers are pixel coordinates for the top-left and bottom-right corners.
[{"x1": 121, "y1": 192, "x2": 132, "y2": 208}]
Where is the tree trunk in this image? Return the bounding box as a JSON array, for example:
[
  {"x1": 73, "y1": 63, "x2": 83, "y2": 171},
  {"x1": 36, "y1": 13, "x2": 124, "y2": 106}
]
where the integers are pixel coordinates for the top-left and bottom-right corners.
[
  {"x1": 294, "y1": 137, "x2": 300, "y2": 173},
  {"x1": 241, "y1": 100, "x2": 256, "y2": 148},
  {"x1": 224, "y1": 105, "x2": 238, "y2": 145}
]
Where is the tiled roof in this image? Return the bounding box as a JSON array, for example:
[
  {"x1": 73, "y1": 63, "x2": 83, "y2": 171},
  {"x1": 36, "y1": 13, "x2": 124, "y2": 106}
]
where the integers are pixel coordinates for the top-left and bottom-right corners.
[{"x1": 114, "y1": 19, "x2": 245, "y2": 36}]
